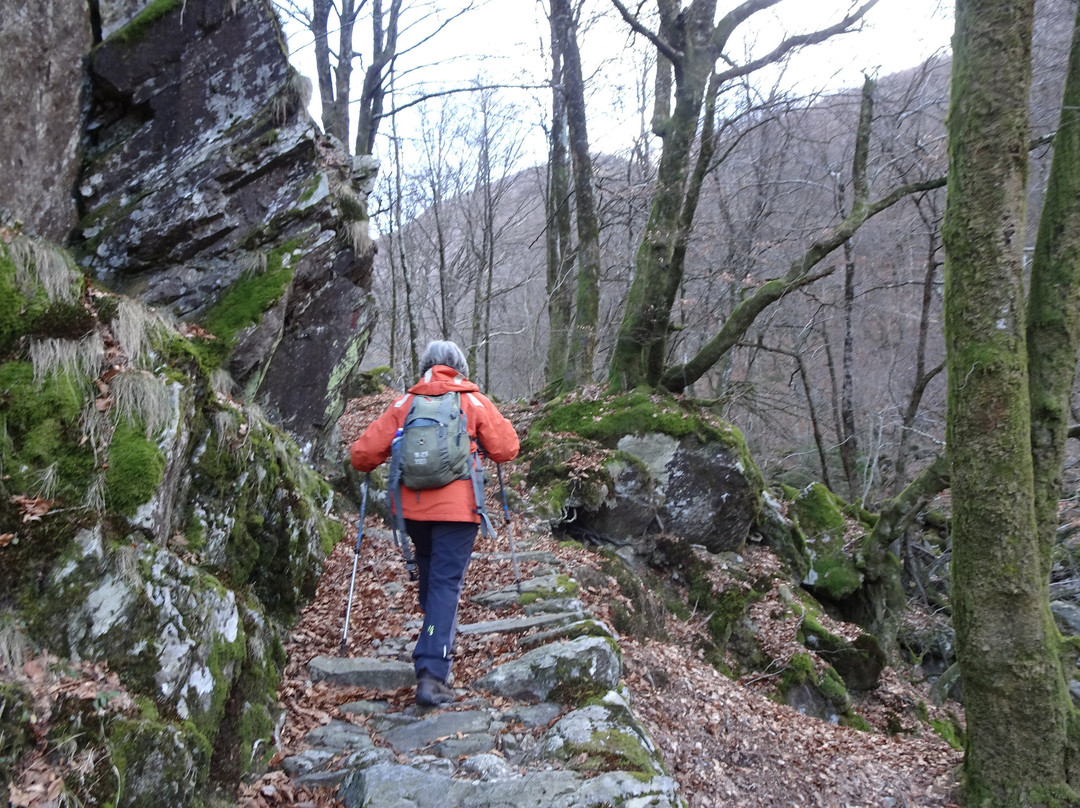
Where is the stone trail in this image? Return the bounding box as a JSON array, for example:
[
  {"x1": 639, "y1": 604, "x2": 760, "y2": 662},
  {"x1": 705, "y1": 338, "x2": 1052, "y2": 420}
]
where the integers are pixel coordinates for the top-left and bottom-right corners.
[{"x1": 284, "y1": 538, "x2": 686, "y2": 808}]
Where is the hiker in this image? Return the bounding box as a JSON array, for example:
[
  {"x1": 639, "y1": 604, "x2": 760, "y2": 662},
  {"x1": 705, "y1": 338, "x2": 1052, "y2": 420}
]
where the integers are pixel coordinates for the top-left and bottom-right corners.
[{"x1": 349, "y1": 340, "x2": 519, "y2": 705}]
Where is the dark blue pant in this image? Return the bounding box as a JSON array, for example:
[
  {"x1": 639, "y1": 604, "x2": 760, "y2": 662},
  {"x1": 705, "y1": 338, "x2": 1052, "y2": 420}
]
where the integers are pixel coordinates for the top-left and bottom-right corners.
[{"x1": 405, "y1": 519, "x2": 478, "y2": 683}]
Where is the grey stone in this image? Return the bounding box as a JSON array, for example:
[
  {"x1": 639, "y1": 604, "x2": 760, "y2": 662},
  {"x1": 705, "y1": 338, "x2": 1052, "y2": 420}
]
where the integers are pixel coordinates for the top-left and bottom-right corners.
[
  {"x1": 339, "y1": 762, "x2": 684, "y2": 808},
  {"x1": 281, "y1": 749, "x2": 337, "y2": 776},
  {"x1": 339, "y1": 699, "x2": 391, "y2": 716},
  {"x1": 518, "y1": 619, "x2": 616, "y2": 651},
  {"x1": 472, "y1": 573, "x2": 578, "y2": 609},
  {"x1": 503, "y1": 703, "x2": 564, "y2": 728},
  {"x1": 379, "y1": 710, "x2": 493, "y2": 753},
  {"x1": 431, "y1": 733, "x2": 496, "y2": 758},
  {"x1": 294, "y1": 769, "x2": 350, "y2": 789},
  {"x1": 1052, "y1": 600, "x2": 1080, "y2": 637},
  {"x1": 0, "y1": 0, "x2": 91, "y2": 240},
  {"x1": 459, "y1": 752, "x2": 516, "y2": 781},
  {"x1": 305, "y1": 719, "x2": 375, "y2": 752},
  {"x1": 308, "y1": 656, "x2": 415, "y2": 691},
  {"x1": 475, "y1": 636, "x2": 622, "y2": 703},
  {"x1": 523, "y1": 597, "x2": 585, "y2": 617}
]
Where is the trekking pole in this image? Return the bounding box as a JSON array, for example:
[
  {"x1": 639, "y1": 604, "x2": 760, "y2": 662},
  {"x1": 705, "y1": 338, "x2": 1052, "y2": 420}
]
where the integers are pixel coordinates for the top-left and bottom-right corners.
[
  {"x1": 494, "y1": 463, "x2": 522, "y2": 595},
  {"x1": 339, "y1": 472, "x2": 369, "y2": 657}
]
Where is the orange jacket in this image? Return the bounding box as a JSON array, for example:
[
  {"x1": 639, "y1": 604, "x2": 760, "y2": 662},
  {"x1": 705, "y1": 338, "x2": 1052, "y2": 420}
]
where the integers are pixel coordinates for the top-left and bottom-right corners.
[{"x1": 350, "y1": 365, "x2": 520, "y2": 523}]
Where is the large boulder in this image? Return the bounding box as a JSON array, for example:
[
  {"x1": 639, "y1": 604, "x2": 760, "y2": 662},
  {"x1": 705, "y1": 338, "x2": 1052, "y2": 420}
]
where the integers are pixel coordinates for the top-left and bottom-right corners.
[
  {"x1": 527, "y1": 391, "x2": 764, "y2": 554},
  {"x1": 73, "y1": 0, "x2": 378, "y2": 466},
  {"x1": 2, "y1": 236, "x2": 340, "y2": 802}
]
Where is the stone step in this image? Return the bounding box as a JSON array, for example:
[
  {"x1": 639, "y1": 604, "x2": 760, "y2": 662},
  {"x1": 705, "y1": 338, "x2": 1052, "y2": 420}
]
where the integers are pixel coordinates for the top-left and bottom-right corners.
[
  {"x1": 457, "y1": 611, "x2": 581, "y2": 636},
  {"x1": 308, "y1": 655, "x2": 415, "y2": 690}
]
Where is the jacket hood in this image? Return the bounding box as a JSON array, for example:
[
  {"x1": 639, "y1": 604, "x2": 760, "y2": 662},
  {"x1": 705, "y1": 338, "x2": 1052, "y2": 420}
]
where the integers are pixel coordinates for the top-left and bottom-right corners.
[{"x1": 408, "y1": 364, "x2": 481, "y2": 395}]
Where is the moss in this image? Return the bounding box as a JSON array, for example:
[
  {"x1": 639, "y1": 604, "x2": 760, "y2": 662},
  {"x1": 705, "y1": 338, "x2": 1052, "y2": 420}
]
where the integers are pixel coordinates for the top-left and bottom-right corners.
[
  {"x1": 201, "y1": 237, "x2": 302, "y2": 360},
  {"x1": 297, "y1": 173, "x2": 324, "y2": 203},
  {"x1": 791, "y1": 482, "x2": 847, "y2": 537},
  {"x1": 104, "y1": 0, "x2": 183, "y2": 45},
  {"x1": 819, "y1": 665, "x2": 851, "y2": 711},
  {"x1": 560, "y1": 726, "x2": 661, "y2": 781},
  {"x1": 322, "y1": 518, "x2": 345, "y2": 555},
  {"x1": 0, "y1": 245, "x2": 21, "y2": 353},
  {"x1": 0, "y1": 361, "x2": 96, "y2": 502},
  {"x1": 600, "y1": 557, "x2": 668, "y2": 641},
  {"x1": 931, "y1": 716, "x2": 966, "y2": 750},
  {"x1": 106, "y1": 421, "x2": 166, "y2": 516},
  {"x1": 780, "y1": 652, "x2": 815, "y2": 691},
  {"x1": 842, "y1": 712, "x2": 873, "y2": 732},
  {"x1": 27, "y1": 300, "x2": 95, "y2": 340},
  {"x1": 531, "y1": 389, "x2": 738, "y2": 448},
  {"x1": 107, "y1": 716, "x2": 210, "y2": 807}
]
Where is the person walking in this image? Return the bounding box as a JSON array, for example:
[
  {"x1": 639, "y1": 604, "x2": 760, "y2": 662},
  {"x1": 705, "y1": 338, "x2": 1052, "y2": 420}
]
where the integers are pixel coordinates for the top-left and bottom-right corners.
[{"x1": 349, "y1": 340, "x2": 519, "y2": 705}]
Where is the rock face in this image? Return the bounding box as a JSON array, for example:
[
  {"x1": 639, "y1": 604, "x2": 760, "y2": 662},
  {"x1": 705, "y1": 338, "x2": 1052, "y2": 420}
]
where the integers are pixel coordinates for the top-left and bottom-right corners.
[
  {"x1": 0, "y1": 0, "x2": 92, "y2": 240},
  {"x1": 2, "y1": 234, "x2": 341, "y2": 804},
  {"x1": 3, "y1": 0, "x2": 379, "y2": 466}
]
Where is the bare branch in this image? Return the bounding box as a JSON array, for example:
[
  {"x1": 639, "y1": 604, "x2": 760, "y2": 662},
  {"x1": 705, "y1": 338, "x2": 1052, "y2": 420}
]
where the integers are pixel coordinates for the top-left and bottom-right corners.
[
  {"x1": 714, "y1": 0, "x2": 882, "y2": 85},
  {"x1": 608, "y1": 0, "x2": 681, "y2": 64}
]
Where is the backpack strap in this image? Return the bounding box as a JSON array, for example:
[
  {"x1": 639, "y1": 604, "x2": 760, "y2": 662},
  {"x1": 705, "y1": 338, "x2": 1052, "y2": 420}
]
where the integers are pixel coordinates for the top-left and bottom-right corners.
[{"x1": 388, "y1": 425, "x2": 417, "y2": 579}]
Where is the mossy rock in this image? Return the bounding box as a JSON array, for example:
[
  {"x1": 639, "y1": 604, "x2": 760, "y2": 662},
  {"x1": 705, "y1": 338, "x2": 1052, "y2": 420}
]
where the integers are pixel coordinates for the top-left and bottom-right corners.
[
  {"x1": 795, "y1": 595, "x2": 885, "y2": 690},
  {"x1": 789, "y1": 483, "x2": 863, "y2": 601},
  {"x1": 599, "y1": 555, "x2": 668, "y2": 641},
  {"x1": 777, "y1": 652, "x2": 852, "y2": 721},
  {"x1": 528, "y1": 389, "x2": 745, "y2": 449}
]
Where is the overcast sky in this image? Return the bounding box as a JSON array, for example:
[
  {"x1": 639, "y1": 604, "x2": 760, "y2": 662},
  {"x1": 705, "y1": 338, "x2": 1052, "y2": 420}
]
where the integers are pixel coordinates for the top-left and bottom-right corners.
[{"x1": 282, "y1": 0, "x2": 955, "y2": 159}]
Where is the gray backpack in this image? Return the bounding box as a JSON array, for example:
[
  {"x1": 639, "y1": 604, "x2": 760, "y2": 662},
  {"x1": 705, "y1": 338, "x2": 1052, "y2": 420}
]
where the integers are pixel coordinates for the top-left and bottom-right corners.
[
  {"x1": 385, "y1": 391, "x2": 495, "y2": 577},
  {"x1": 394, "y1": 392, "x2": 471, "y2": 489}
]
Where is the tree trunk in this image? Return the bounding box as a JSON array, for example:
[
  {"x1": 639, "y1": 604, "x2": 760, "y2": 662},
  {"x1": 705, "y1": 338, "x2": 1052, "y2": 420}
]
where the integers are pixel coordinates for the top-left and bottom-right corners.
[
  {"x1": 544, "y1": 10, "x2": 573, "y2": 389},
  {"x1": 859, "y1": 454, "x2": 949, "y2": 651},
  {"x1": 1027, "y1": 0, "x2": 1080, "y2": 587},
  {"x1": 552, "y1": 0, "x2": 601, "y2": 389},
  {"x1": 893, "y1": 202, "x2": 944, "y2": 495},
  {"x1": 943, "y1": 0, "x2": 1075, "y2": 802}
]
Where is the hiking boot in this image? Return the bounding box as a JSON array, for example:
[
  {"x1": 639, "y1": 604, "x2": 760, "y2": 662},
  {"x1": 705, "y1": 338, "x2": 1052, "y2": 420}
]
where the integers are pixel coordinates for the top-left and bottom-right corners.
[{"x1": 416, "y1": 674, "x2": 456, "y2": 706}]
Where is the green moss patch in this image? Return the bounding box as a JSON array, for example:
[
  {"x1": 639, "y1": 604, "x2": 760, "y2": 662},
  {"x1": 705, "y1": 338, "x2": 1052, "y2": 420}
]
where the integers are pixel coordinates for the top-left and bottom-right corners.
[
  {"x1": 789, "y1": 483, "x2": 864, "y2": 601},
  {"x1": 0, "y1": 361, "x2": 97, "y2": 503},
  {"x1": 529, "y1": 389, "x2": 741, "y2": 449},
  {"x1": 200, "y1": 238, "x2": 301, "y2": 364},
  {"x1": 103, "y1": 0, "x2": 182, "y2": 45},
  {"x1": 106, "y1": 421, "x2": 166, "y2": 516}
]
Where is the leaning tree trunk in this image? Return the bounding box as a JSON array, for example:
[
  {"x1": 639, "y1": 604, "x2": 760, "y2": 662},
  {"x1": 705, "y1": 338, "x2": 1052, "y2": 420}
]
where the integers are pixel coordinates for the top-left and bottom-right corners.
[
  {"x1": 1027, "y1": 0, "x2": 1080, "y2": 587},
  {"x1": 943, "y1": 0, "x2": 1076, "y2": 802}
]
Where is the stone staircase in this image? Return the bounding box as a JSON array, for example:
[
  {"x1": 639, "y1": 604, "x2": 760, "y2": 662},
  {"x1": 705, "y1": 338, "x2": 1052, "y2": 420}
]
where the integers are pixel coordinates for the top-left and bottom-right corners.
[{"x1": 283, "y1": 530, "x2": 685, "y2": 808}]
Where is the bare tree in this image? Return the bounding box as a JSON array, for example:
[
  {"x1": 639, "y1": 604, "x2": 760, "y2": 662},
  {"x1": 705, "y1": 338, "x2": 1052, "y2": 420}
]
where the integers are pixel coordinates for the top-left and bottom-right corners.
[{"x1": 605, "y1": 0, "x2": 881, "y2": 390}]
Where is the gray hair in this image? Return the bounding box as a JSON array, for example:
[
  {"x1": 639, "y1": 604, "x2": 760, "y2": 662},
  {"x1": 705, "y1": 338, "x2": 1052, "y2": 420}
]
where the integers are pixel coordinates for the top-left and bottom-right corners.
[{"x1": 420, "y1": 340, "x2": 469, "y2": 377}]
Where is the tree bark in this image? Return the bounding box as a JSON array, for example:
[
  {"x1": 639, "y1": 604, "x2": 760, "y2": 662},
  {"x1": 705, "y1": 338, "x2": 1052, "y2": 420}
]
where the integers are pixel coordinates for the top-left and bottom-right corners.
[
  {"x1": 859, "y1": 454, "x2": 949, "y2": 651},
  {"x1": 943, "y1": 0, "x2": 1076, "y2": 802},
  {"x1": 1027, "y1": 0, "x2": 1080, "y2": 587},
  {"x1": 552, "y1": 0, "x2": 602, "y2": 389},
  {"x1": 544, "y1": 9, "x2": 574, "y2": 389}
]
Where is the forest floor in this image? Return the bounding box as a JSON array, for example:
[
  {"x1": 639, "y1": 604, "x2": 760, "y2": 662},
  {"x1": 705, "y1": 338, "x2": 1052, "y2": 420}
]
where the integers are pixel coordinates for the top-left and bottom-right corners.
[{"x1": 237, "y1": 394, "x2": 964, "y2": 808}]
